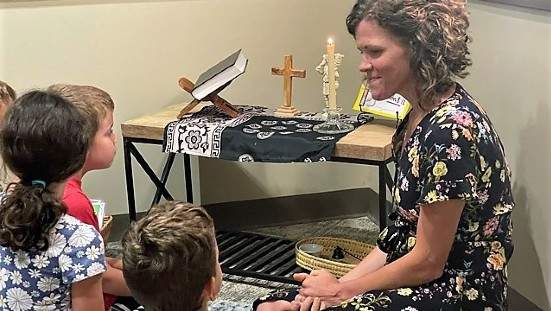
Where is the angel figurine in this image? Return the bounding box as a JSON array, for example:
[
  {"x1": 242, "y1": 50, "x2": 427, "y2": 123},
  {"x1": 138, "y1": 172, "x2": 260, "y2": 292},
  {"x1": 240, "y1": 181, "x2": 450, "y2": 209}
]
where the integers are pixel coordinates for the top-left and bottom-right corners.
[{"x1": 316, "y1": 53, "x2": 344, "y2": 108}]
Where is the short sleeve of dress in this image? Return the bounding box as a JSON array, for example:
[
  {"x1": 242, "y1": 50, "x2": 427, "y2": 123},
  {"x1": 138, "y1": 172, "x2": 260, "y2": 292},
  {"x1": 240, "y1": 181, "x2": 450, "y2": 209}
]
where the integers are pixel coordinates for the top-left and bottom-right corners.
[
  {"x1": 417, "y1": 108, "x2": 480, "y2": 206},
  {"x1": 60, "y1": 219, "x2": 106, "y2": 284}
]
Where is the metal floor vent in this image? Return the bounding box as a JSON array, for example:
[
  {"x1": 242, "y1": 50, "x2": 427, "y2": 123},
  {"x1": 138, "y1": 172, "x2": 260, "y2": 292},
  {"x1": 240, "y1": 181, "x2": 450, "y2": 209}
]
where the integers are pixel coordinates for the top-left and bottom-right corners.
[{"x1": 217, "y1": 231, "x2": 302, "y2": 284}]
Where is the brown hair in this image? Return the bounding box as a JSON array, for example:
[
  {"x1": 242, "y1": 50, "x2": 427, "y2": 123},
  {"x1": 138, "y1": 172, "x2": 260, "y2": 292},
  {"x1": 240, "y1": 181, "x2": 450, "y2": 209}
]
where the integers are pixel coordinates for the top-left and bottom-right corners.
[
  {"x1": 0, "y1": 81, "x2": 16, "y2": 105},
  {"x1": 0, "y1": 81, "x2": 16, "y2": 191},
  {"x1": 346, "y1": 0, "x2": 472, "y2": 108},
  {"x1": 48, "y1": 84, "x2": 114, "y2": 139},
  {"x1": 0, "y1": 90, "x2": 89, "y2": 251},
  {"x1": 122, "y1": 201, "x2": 216, "y2": 311}
]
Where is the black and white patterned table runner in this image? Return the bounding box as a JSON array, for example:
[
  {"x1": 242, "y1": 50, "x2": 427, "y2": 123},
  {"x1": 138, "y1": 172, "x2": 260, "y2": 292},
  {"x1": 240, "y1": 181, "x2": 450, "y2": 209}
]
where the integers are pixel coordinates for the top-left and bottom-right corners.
[
  {"x1": 163, "y1": 105, "x2": 267, "y2": 157},
  {"x1": 163, "y1": 106, "x2": 358, "y2": 163}
]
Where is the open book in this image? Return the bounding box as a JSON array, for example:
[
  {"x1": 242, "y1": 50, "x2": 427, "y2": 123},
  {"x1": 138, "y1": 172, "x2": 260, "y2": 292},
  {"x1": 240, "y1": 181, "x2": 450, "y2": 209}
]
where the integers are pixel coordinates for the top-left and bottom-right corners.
[
  {"x1": 192, "y1": 49, "x2": 248, "y2": 100},
  {"x1": 91, "y1": 199, "x2": 106, "y2": 228},
  {"x1": 352, "y1": 81, "x2": 411, "y2": 120}
]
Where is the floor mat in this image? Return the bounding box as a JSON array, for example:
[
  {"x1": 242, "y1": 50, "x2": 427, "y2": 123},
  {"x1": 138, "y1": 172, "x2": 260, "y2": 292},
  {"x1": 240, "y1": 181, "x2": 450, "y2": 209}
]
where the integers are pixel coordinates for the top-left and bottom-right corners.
[{"x1": 106, "y1": 216, "x2": 379, "y2": 308}]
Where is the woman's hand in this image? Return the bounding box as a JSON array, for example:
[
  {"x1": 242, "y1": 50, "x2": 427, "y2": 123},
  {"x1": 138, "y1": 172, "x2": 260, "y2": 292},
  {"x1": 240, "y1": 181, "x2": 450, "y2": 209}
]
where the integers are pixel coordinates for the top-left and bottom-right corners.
[
  {"x1": 294, "y1": 270, "x2": 340, "y2": 298},
  {"x1": 256, "y1": 300, "x2": 300, "y2": 311},
  {"x1": 294, "y1": 293, "x2": 342, "y2": 310},
  {"x1": 256, "y1": 297, "x2": 321, "y2": 311}
]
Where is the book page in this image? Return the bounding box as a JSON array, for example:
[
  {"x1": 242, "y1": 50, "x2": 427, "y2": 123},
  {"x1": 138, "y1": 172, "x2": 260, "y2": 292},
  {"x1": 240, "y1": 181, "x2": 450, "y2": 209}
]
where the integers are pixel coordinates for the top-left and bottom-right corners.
[{"x1": 91, "y1": 199, "x2": 106, "y2": 228}]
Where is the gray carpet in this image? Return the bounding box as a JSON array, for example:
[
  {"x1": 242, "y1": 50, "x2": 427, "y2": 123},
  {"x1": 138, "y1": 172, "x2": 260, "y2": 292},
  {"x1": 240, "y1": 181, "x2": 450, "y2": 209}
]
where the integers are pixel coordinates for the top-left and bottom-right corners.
[{"x1": 106, "y1": 216, "x2": 380, "y2": 308}]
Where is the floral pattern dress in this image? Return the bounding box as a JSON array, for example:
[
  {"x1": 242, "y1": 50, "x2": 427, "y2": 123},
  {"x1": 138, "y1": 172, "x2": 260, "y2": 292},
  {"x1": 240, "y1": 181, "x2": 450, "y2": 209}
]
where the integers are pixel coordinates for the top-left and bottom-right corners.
[
  {"x1": 0, "y1": 214, "x2": 106, "y2": 310},
  {"x1": 254, "y1": 84, "x2": 514, "y2": 310}
]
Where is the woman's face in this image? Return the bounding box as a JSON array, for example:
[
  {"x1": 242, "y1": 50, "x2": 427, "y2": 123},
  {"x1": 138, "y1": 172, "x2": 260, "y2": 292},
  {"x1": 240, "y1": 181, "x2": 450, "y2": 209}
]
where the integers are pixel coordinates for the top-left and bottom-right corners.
[{"x1": 355, "y1": 20, "x2": 417, "y2": 102}]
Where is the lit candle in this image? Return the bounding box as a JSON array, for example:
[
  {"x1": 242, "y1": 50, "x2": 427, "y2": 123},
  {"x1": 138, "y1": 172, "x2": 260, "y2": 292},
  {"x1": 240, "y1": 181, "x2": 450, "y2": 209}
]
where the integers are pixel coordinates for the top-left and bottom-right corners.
[{"x1": 327, "y1": 38, "x2": 337, "y2": 110}]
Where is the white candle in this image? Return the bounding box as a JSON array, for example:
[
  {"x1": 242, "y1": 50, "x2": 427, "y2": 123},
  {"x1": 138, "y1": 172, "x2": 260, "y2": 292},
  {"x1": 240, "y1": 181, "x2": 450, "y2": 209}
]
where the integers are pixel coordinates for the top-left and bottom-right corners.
[{"x1": 326, "y1": 38, "x2": 337, "y2": 110}]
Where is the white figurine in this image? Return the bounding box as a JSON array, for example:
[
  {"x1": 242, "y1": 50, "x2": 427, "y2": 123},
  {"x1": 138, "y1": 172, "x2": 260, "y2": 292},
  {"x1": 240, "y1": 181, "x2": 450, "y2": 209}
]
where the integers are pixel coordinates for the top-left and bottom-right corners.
[{"x1": 316, "y1": 53, "x2": 344, "y2": 107}]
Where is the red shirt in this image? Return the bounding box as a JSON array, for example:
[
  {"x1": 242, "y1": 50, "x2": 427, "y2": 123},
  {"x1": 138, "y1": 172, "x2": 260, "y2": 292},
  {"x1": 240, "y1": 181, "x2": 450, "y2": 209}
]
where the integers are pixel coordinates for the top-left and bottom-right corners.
[
  {"x1": 63, "y1": 177, "x2": 99, "y2": 231},
  {"x1": 63, "y1": 176, "x2": 117, "y2": 310}
]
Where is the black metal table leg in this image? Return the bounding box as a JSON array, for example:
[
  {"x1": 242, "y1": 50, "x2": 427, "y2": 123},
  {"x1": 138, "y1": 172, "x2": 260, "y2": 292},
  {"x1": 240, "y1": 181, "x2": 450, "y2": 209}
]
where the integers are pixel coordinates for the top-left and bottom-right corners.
[
  {"x1": 123, "y1": 138, "x2": 178, "y2": 221},
  {"x1": 128, "y1": 143, "x2": 173, "y2": 200},
  {"x1": 151, "y1": 153, "x2": 176, "y2": 206},
  {"x1": 385, "y1": 165, "x2": 394, "y2": 191},
  {"x1": 183, "y1": 153, "x2": 193, "y2": 203},
  {"x1": 378, "y1": 163, "x2": 388, "y2": 228},
  {"x1": 123, "y1": 138, "x2": 137, "y2": 221}
]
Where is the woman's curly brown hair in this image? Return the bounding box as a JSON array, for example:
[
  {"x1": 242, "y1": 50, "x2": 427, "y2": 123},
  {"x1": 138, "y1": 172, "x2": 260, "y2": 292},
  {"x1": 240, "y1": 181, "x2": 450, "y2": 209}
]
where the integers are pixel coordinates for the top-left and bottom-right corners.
[
  {"x1": 346, "y1": 0, "x2": 472, "y2": 108},
  {"x1": 0, "y1": 91, "x2": 90, "y2": 251}
]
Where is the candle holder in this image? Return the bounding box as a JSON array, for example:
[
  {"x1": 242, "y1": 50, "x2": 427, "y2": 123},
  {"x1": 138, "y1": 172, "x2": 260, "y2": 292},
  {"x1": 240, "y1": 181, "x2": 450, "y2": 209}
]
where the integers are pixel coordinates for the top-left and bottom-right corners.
[{"x1": 313, "y1": 107, "x2": 354, "y2": 134}]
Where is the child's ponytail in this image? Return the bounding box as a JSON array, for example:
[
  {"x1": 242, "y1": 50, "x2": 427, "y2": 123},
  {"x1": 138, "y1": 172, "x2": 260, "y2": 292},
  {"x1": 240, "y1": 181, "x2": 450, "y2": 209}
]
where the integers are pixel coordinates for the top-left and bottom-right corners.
[{"x1": 0, "y1": 183, "x2": 66, "y2": 250}]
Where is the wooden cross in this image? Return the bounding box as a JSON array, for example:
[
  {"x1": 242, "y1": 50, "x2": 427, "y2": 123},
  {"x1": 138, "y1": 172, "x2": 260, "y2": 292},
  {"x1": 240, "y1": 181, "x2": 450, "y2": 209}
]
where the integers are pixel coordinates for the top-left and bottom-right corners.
[{"x1": 271, "y1": 55, "x2": 306, "y2": 117}]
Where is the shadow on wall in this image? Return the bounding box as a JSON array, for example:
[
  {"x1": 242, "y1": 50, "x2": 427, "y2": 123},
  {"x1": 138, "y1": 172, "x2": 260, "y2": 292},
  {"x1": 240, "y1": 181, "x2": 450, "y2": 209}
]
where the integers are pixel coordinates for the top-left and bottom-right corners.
[
  {"x1": 198, "y1": 158, "x2": 269, "y2": 205},
  {"x1": 512, "y1": 101, "x2": 551, "y2": 310}
]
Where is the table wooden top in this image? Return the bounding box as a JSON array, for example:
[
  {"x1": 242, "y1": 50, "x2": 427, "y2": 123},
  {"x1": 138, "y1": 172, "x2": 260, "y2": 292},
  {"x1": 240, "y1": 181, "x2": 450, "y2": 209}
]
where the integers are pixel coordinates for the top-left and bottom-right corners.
[{"x1": 121, "y1": 103, "x2": 395, "y2": 162}]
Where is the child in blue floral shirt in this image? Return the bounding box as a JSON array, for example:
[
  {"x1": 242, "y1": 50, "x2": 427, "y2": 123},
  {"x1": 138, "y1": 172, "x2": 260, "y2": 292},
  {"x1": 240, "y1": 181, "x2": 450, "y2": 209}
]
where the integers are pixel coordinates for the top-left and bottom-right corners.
[{"x1": 0, "y1": 90, "x2": 106, "y2": 310}]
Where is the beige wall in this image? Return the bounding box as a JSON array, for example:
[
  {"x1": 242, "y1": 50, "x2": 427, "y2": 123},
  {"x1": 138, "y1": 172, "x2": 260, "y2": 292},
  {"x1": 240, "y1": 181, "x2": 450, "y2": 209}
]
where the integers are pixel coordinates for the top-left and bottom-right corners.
[
  {"x1": 1, "y1": 0, "x2": 549, "y2": 308},
  {"x1": 466, "y1": 2, "x2": 551, "y2": 309},
  {"x1": 0, "y1": 0, "x2": 377, "y2": 211}
]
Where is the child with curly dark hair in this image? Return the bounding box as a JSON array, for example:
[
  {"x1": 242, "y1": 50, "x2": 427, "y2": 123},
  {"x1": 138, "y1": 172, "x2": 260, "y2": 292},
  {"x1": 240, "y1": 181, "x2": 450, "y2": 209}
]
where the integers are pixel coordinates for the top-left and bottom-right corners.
[{"x1": 0, "y1": 90, "x2": 105, "y2": 311}]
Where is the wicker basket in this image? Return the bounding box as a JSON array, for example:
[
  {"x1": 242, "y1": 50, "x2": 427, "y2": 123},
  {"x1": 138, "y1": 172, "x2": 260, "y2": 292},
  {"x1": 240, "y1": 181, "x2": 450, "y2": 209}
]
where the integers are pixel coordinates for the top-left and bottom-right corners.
[
  {"x1": 100, "y1": 215, "x2": 113, "y2": 241},
  {"x1": 295, "y1": 237, "x2": 375, "y2": 278}
]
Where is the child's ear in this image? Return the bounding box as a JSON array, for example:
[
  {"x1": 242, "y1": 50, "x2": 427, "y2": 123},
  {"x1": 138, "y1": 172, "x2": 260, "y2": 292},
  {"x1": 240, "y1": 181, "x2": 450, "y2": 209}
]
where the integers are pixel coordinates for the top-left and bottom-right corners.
[{"x1": 203, "y1": 276, "x2": 218, "y2": 301}]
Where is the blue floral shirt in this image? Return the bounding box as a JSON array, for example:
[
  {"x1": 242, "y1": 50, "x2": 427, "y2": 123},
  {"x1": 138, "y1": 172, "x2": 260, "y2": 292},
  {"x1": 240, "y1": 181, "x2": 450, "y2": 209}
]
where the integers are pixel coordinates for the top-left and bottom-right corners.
[{"x1": 0, "y1": 214, "x2": 106, "y2": 310}]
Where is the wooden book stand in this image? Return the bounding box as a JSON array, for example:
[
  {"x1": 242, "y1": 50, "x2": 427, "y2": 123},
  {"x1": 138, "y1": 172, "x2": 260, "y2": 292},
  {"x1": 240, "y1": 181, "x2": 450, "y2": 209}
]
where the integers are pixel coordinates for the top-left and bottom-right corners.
[{"x1": 177, "y1": 77, "x2": 240, "y2": 119}]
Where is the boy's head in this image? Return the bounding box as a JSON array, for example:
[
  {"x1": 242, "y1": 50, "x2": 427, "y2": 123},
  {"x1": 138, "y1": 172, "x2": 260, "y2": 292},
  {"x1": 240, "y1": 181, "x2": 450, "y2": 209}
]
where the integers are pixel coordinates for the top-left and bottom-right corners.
[
  {"x1": 48, "y1": 84, "x2": 116, "y2": 172},
  {"x1": 122, "y1": 201, "x2": 222, "y2": 311},
  {"x1": 0, "y1": 81, "x2": 16, "y2": 121}
]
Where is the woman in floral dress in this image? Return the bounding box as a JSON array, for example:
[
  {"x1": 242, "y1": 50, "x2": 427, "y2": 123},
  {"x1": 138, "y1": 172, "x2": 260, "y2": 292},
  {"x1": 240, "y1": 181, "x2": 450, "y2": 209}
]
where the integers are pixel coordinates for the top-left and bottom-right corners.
[{"x1": 255, "y1": 1, "x2": 514, "y2": 310}]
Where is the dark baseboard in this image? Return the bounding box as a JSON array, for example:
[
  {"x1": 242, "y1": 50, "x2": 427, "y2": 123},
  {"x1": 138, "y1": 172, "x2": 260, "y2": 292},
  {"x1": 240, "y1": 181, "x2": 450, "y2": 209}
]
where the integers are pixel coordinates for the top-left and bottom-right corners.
[{"x1": 108, "y1": 188, "x2": 542, "y2": 311}]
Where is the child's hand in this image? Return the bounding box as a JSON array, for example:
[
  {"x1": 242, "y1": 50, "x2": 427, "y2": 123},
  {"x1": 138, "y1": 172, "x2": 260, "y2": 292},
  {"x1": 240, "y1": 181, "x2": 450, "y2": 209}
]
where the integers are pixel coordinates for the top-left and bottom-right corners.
[
  {"x1": 257, "y1": 300, "x2": 300, "y2": 311},
  {"x1": 295, "y1": 293, "x2": 335, "y2": 310},
  {"x1": 298, "y1": 296, "x2": 322, "y2": 311},
  {"x1": 106, "y1": 257, "x2": 123, "y2": 270},
  {"x1": 294, "y1": 270, "x2": 340, "y2": 298}
]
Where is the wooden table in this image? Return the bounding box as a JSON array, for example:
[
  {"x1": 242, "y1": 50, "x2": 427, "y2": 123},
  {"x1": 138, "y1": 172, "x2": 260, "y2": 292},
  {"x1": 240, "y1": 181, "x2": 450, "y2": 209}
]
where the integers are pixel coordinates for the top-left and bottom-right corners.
[{"x1": 121, "y1": 103, "x2": 395, "y2": 226}]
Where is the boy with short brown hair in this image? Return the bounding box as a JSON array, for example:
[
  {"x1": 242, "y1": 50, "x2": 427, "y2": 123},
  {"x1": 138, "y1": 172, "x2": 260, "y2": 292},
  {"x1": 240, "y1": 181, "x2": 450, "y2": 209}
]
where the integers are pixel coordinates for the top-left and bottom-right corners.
[
  {"x1": 48, "y1": 84, "x2": 116, "y2": 232},
  {"x1": 48, "y1": 83, "x2": 130, "y2": 310},
  {"x1": 121, "y1": 201, "x2": 223, "y2": 311}
]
